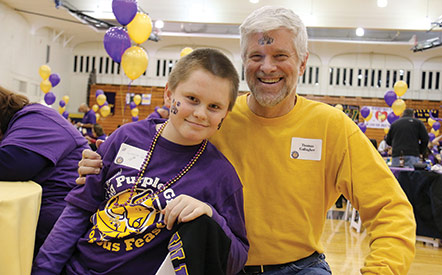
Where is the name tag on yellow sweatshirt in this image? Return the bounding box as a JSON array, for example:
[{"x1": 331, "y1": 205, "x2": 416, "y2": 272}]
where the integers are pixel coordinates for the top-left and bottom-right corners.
[{"x1": 290, "y1": 137, "x2": 322, "y2": 161}]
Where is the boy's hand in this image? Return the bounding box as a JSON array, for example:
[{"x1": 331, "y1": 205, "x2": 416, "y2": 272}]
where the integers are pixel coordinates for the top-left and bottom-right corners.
[
  {"x1": 76, "y1": 149, "x2": 103, "y2": 185},
  {"x1": 162, "y1": 195, "x2": 213, "y2": 230}
]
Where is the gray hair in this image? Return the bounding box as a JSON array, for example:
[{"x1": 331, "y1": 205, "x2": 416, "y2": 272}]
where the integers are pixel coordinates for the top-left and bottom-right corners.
[{"x1": 239, "y1": 6, "x2": 308, "y2": 62}]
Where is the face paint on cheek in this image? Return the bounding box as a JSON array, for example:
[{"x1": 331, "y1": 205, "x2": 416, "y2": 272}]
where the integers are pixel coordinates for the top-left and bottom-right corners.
[
  {"x1": 170, "y1": 100, "x2": 178, "y2": 115},
  {"x1": 258, "y1": 34, "x2": 274, "y2": 45},
  {"x1": 217, "y1": 118, "x2": 224, "y2": 130}
]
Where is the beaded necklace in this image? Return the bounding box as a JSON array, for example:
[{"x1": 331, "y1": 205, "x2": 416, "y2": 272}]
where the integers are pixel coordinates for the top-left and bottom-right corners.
[{"x1": 113, "y1": 120, "x2": 208, "y2": 207}]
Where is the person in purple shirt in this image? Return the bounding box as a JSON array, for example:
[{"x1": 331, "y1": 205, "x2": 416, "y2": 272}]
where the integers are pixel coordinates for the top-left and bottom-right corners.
[
  {"x1": 76, "y1": 103, "x2": 96, "y2": 137},
  {"x1": 33, "y1": 48, "x2": 248, "y2": 275},
  {"x1": 0, "y1": 86, "x2": 89, "y2": 257},
  {"x1": 86, "y1": 124, "x2": 107, "y2": 151}
]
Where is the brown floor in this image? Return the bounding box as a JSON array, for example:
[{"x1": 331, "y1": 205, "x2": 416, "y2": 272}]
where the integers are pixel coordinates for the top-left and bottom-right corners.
[{"x1": 322, "y1": 208, "x2": 442, "y2": 274}]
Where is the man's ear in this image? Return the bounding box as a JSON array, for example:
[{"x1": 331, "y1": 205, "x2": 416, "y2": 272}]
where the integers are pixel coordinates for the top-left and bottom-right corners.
[
  {"x1": 164, "y1": 83, "x2": 172, "y2": 107},
  {"x1": 298, "y1": 52, "x2": 309, "y2": 76}
]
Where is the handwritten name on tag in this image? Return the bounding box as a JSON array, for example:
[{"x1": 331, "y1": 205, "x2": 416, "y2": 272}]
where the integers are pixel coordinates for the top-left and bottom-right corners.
[{"x1": 114, "y1": 143, "x2": 148, "y2": 170}]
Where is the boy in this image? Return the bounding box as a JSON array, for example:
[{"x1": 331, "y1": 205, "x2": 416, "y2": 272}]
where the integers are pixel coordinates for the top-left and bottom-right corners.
[{"x1": 32, "y1": 48, "x2": 248, "y2": 275}]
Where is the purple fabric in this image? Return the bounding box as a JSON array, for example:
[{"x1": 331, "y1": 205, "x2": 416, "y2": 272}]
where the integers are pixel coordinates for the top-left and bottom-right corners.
[
  {"x1": 38, "y1": 118, "x2": 248, "y2": 274},
  {"x1": 0, "y1": 145, "x2": 50, "y2": 180},
  {"x1": 82, "y1": 109, "x2": 96, "y2": 136},
  {"x1": 0, "y1": 103, "x2": 89, "y2": 253},
  {"x1": 32, "y1": 204, "x2": 91, "y2": 275}
]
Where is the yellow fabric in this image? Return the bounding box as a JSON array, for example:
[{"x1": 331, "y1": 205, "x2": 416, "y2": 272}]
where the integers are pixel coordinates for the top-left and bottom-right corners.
[
  {"x1": 210, "y1": 94, "x2": 416, "y2": 274},
  {"x1": 0, "y1": 181, "x2": 42, "y2": 275}
]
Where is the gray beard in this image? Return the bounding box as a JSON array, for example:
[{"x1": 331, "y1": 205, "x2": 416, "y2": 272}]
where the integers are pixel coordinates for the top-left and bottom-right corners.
[{"x1": 250, "y1": 87, "x2": 290, "y2": 107}]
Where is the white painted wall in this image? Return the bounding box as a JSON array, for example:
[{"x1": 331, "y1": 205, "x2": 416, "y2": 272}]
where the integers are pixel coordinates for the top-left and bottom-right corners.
[
  {"x1": 0, "y1": 3, "x2": 74, "y2": 111},
  {"x1": 1, "y1": 4, "x2": 441, "y2": 115}
]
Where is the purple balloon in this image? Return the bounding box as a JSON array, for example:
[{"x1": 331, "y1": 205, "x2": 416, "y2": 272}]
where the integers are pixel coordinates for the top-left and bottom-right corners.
[
  {"x1": 384, "y1": 90, "x2": 397, "y2": 107},
  {"x1": 360, "y1": 106, "x2": 370, "y2": 119},
  {"x1": 129, "y1": 101, "x2": 137, "y2": 109},
  {"x1": 103, "y1": 27, "x2": 131, "y2": 64},
  {"x1": 44, "y1": 92, "x2": 56, "y2": 105},
  {"x1": 429, "y1": 133, "x2": 436, "y2": 142},
  {"x1": 99, "y1": 101, "x2": 109, "y2": 108},
  {"x1": 62, "y1": 111, "x2": 69, "y2": 119},
  {"x1": 112, "y1": 0, "x2": 138, "y2": 26},
  {"x1": 95, "y1": 89, "x2": 104, "y2": 97},
  {"x1": 59, "y1": 100, "x2": 66, "y2": 107},
  {"x1": 358, "y1": 122, "x2": 367, "y2": 133},
  {"x1": 387, "y1": 112, "x2": 399, "y2": 124},
  {"x1": 433, "y1": 121, "x2": 441, "y2": 131},
  {"x1": 132, "y1": 116, "x2": 139, "y2": 122},
  {"x1": 49, "y1": 73, "x2": 61, "y2": 87}
]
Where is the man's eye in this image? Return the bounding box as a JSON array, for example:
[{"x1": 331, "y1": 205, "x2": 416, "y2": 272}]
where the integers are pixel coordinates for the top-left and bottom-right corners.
[
  {"x1": 249, "y1": 55, "x2": 263, "y2": 61},
  {"x1": 275, "y1": 54, "x2": 289, "y2": 61}
]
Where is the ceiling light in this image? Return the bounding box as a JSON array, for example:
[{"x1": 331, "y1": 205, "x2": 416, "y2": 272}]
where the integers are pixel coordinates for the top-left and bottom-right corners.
[
  {"x1": 356, "y1": 27, "x2": 365, "y2": 37},
  {"x1": 249, "y1": 0, "x2": 259, "y2": 3},
  {"x1": 155, "y1": 20, "x2": 164, "y2": 29},
  {"x1": 377, "y1": 0, "x2": 388, "y2": 8}
]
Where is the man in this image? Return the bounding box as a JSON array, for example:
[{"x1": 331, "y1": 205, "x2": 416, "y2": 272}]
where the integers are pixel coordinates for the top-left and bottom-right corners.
[
  {"x1": 78, "y1": 6, "x2": 416, "y2": 274},
  {"x1": 386, "y1": 108, "x2": 429, "y2": 168},
  {"x1": 76, "y1": 103, "x2": 96, "y2": 137}
]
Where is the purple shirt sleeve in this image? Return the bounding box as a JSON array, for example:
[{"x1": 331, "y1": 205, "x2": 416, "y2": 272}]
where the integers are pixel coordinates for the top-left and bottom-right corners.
[
  {"x1": 32, "y1": 204, "x2": 92, "y2": 275},
  {"x1": 0, "y1": 145, "x2": 50, "y2": 180}
]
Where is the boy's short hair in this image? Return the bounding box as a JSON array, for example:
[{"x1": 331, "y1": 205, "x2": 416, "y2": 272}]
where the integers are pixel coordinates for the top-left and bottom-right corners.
[{"x1": 168, "y1": 48, "x2": 239, "y2": 111}]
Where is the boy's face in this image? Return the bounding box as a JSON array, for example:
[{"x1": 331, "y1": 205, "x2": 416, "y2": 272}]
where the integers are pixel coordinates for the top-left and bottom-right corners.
[{"x1": 163, "y1": 69, "x2": 231, "y2": 145}]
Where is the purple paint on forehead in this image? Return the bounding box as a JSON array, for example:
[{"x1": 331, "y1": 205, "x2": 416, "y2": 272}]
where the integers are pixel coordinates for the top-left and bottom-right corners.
[{"x1": 258, "y1": 34, "x2": 274, "y2": 45}]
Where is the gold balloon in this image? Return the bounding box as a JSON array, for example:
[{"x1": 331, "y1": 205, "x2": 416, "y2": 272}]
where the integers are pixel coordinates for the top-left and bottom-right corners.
[
  {"x1": 96, "y1": 94, "x2": 107, "y2": 106},
  {"x1": 95, "y1": 113, "x2": 100, "y2": 121},
  {"x1": 92, "y1": 104, "x2": 99, "y2": 112},
  {"x1": 40, "y1": 79, "x2": 52, "y2": 93},
  {"x1": 365, "y1": 112, "x2": 373, "y2": 122},
  {"x1": 62, "y1": 95, "x2": 70, "y2": 105},
  {"x1": 428, "y1": 117, "x2": 435, "y2": 127},
  {"x1": 384, "y1": 127, "x2": 389, "y2": 134},
  {"x1": 100, "y1": 105, "x2": 111, "y2": 118},
  {"x1": 334, "y1": 104, "x2": 343, "y2": 111},
  {"x1": 180, "y1": 47, "x2": 193, "y2": 58},
  {"x1": 39, "y1": 65, "x2": 51, "y2": 80},
  {"x1": 394, "y1": 80, "x2": 408, "y2": 97},
  {"x1": 121, "y1": 46, "x2": 149, "y2": 80},
  {"x1": 58, "y1": 106, "x2": 66, "y2": 114},
  {"x1": 127, "y1": 13, "x2": 152, "y2": 44},
  {"x1": 430, "y1": 128, "x2": 439, "y2": 136},
  {"x1": 392, "y1": 99, "x2": 406, "y2": 116},
  {"x1": 133, "y1": 95, "x2": 142, "y2": 105},
  {"x1": 131, "y1": 107, "x2": 139, "y2": 117}
]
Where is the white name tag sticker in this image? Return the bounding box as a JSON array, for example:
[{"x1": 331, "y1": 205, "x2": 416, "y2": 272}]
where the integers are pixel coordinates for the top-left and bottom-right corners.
[
  {"x1": 290, "y1": 138, "x2": 322, "y2": 161},
  {"x1": 114, "y1": 143, "x2": 147, "y2": 170}
]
